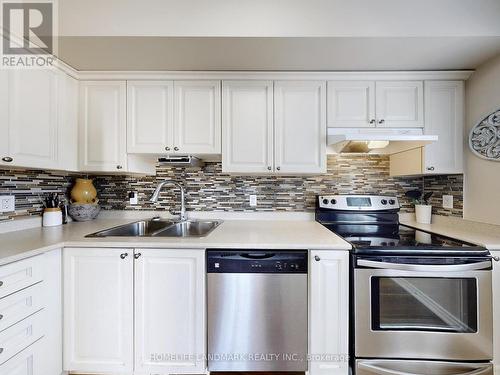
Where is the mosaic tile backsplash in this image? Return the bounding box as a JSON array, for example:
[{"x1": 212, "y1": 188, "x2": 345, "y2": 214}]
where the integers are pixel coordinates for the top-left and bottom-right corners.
[{"x1": 0, "y1": 155, "x2": 464, "y2": 221}]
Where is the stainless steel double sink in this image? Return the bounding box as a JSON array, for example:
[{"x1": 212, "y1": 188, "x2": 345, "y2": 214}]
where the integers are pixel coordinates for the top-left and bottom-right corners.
[{"x1": 86, "y1": 218, "x2": 222, "y2": 238}]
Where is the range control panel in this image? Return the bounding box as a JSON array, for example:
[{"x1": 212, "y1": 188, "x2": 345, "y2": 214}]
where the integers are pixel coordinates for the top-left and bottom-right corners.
[
  {"x1": 207, "y1": 250, "x2": 308, "y2": 274},
  {"x1": 318, "y1": 195, "x2": 399, "y2": 211}
]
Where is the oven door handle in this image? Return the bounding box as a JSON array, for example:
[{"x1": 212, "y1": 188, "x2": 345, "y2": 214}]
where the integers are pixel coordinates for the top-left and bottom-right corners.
[
  {"x1": 357, "y1": 259, "x2": 491, "y2": 272},
  {"x1": 358, "y1": 362, "x2": 492, "y2": 375}
]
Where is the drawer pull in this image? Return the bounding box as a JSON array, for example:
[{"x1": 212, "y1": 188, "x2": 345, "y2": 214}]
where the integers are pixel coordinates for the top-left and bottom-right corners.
[
  {"x1": 0, "y1": 314, "x2": 3, "y2": 320},
  {"x1": 0, "y1": 348, "x2": 3, "y2": 354},
  {"x1": 0, "y1": 281, "x2": 3, "y2": 287}
]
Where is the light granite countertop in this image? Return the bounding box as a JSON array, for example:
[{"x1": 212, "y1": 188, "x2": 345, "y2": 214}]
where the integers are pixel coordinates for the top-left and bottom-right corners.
[
  {"x1": 400, "y1": 214, "x2": 500, "y2": 251},
  {"x1": 0, "y1": 217, "x2": 352, "y2": 266}
]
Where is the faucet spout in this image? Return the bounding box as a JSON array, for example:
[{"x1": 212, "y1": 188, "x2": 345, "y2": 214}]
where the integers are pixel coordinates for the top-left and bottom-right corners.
[{"x1": 149, "y1": 180, "x2": 187, "y2": 221}]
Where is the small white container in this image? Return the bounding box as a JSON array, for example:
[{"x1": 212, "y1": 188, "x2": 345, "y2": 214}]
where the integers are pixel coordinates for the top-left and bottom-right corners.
[
  {"x1": 415, "y1": 204, "x2": 432, "y2": 224},
  {"x1": 42, "y1": 208, "x2": 63, "y2": 227}
]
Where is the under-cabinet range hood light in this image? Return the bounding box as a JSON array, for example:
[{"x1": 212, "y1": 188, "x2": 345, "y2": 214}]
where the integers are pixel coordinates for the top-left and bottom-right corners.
[
  {"x1": 157, "y1": 155, "x2": 205, "y2": 168},
  {"x1": 328, "y1": 128, "x2": 438, "y2": 154}
]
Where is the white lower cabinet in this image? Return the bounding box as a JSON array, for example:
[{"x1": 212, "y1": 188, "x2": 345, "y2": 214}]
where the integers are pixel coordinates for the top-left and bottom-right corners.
[
  {"x1": 309, "y1": 251, "x2": 350, "y2": 375},
  {"x1": 0, "y1": 249, "x2": 62, "y2": 375},
  {"x1": 63, "y1": 248, "x2": 134, "y2": 374},
  {"x1": 63, "y1": 247, "x2": 206, "y2": 375},
  {"x1": 492, "y1": 251, "x2": 500, "y2": 374},
  {"x1": 134, "y1": 249, "x2": 206, "y2": 374}
]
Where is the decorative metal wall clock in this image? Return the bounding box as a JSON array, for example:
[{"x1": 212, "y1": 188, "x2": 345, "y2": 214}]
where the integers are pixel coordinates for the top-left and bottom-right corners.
[{"x1": 469, "y1": 109, "x2": 500, "y2": 161}]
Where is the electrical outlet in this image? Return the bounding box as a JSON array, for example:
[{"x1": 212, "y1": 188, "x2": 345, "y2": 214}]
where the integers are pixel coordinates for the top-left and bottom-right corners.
[
  {"x1": 442, "y1": 195, "x2": 454, "y2": 209},
  {"x1": 129, "y1": 191, "x2": 138, "y2": 205},
  {"x1": 0, "y1": 196, "x2": 15, "y2": 213},
  {"x1": 249, "y1": 195, "x2": 257, "y2": 207}
]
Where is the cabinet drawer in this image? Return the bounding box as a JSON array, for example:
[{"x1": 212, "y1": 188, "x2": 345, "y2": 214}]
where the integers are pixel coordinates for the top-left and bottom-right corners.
[
  {"x1": 0, "y1": 256, "x2": 44, "y2": 299},
  {"x1": 0, "y1": 283, "x2": 44, "y2": 333},
  {"x1": 0, "y1": 339, "x2": 41, "y2": 375},
  {"x1": 0, "y1": 311, "x2": 44, "y2": 365}
]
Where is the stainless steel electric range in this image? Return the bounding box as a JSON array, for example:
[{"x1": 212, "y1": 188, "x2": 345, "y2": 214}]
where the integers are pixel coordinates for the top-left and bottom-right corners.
[{"x1": 316, "y1": 195, "x2": 494, "y2": 375}]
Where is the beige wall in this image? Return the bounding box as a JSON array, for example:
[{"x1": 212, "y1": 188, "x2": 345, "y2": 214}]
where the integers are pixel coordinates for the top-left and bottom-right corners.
[{"x1": 465, "y1": 54, "x2": 500, "y2": 225}]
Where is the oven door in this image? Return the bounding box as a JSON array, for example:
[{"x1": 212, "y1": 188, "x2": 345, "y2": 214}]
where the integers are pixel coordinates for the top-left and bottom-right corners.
[
  {"x1": 356, "y1": 359, "x2": 493, "y2": 375},
  {"x1": 355, "y1": 258, "x2": 493, "y2": 360}
]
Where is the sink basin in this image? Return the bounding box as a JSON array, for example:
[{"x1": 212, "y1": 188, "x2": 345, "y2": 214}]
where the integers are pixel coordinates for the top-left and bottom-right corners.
[
  {"x1": 86, "y1": 219, "x2": 176, "y2": 237},
  {"x1": 154, "y1": 220, "x2": 222, "y2": 237},
  {"x1": 86, "y1": 219, "x2": 222, "y2": 238}
]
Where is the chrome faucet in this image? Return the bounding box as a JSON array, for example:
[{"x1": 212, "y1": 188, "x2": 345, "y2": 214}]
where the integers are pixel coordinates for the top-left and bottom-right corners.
[{"x1": 149, "y1": 180, "x2": 187, "y2": 221}]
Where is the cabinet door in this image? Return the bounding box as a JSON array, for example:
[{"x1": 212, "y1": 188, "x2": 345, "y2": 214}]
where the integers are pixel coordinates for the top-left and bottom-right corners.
[
  {"x1": 327, "y1": 81, "x2": 375, "y2": 128},
  {"x1": 423, "y1": 81, "x2": 464, "y2": 174},
  {"x1": 8, "y1": 69, "x2": 58, "y2": 169},
  {"x1": 79, "y1": 81, "x2": 127, "y2": 172},
  {"x1": 135, "y1": 249, "x2": 206, "y2": 374},
  {"x1": 376, "y1": 81, "x2": 424, "y2": 128},
  {"x1": 493, "y1": 251, "x2": 500, "y2": 374},
  {"x1": 274, "y1": 81, "x2": 326, "y2": 174},
  {"x1": 127, "y1": 81, "x2": 174, "y2": 154},
  {"x1": 174, "y1": 80, "x2": 221, "y2": 154},
  {"x1": 63, "y1": 248, "x2": 133, "y2": 374},
  {"x1": 40, "y1": 249, "x2": 63, "y2": 375},
  {"x1": 0, "y1": 70, "x2": 9, "y2": 166},
  {"x1": 57, "y1": 72, "x2": 78, "y2": 171},
  {"x1": 309, "y1": 251, "x2": 349, "y2": 375},
  {"x1": 222, "y1": 81, "x2": 274, "y2": 173}
]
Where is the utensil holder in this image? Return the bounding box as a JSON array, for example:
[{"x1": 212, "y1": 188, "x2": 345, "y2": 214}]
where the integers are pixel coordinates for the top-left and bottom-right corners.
[{"x1": 43, "y1": 208, "x2": 63, "y2": 227}]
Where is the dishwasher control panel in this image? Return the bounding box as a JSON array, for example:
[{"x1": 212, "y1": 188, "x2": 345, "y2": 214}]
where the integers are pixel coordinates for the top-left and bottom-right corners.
[{"x1": 206, "y1": 250, "x2": 308, "y2": 273}]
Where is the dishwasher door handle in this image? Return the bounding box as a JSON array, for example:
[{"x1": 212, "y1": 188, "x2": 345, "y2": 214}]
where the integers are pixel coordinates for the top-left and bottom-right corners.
[{"x1": 240, "y1": 253, "x2": 276, "y2": 259}]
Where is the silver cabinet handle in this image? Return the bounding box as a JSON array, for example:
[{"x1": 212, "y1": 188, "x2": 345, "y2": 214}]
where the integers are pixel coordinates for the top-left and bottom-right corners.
[
  {"x1": 165, "y1": 147, "x2": 171, "y2": 151},
  {"x1": 358, "y1": 361, "x2": 491, "y2": 375},
  {"x1": 116, "y1": 165, "x2": 123, "y2": 170},
  {"x1": 357, "y1": 259, "x2": 491, "y2": 272},
  {"x1": 426, "y1": 166, "x2": 435, "y2": 171},
  {"x1": 378, "y1": 119, "x2": 385, "y2": 124},
  {"x1": 369, "y1": 119, "x2": 376, "y2": 124},
  {"x1": 174, "y1": 147, "x2": 179, "y2": 151},
  {"x1": 1, "y1": 157, "x2": 13, "y2": 163},
  {"x1": 120, "y1": 253, "x2": 128, "y2": 259},
  {"x1": 134, "y1": 253, "x2": 142, "y2": 259},
  {"x1": 314, "y1": 255, "x2": 321, "y2": 262}
]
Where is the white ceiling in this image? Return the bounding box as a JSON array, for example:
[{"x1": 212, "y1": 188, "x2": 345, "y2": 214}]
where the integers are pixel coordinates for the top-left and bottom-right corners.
[{"x1": 57, "y1": 0, "x2": 500, "y2": 71}]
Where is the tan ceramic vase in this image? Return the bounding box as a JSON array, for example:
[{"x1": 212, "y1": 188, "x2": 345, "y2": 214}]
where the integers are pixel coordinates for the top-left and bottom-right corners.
[{"x1": 71, "y1": 178, "x2": 98, "y2": 204}]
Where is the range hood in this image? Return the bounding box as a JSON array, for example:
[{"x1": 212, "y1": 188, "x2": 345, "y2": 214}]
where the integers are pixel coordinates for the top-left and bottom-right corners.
[
  {"x1": 158, "y1": 155, "x2": 205, "y2": 167},
  {"x1": 328, "y1": 128, "x2": 438, "y2": 154}
]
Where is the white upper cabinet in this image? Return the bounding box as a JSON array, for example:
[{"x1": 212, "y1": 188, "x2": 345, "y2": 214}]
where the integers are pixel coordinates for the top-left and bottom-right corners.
[
  {"x1": 127, "y1": 81, "x2": 174, "y2": 154},
  {"x1": 79, "y1": 81, "x2": 128, "y2": 172},
  {"x1": 376, "y1": 81, "x2": 424, "y2": 128},
  {"x1": 423, "y1": 81, "x2": 464, "y2": 174},
  {"x1": 328, "y1": 80, "x2": 424, "y2": 128},
  {"x1": 175, "y1": 80, "x2": 221, "y2": 154},
  {"x1": 274, "y1": 81, "x2": 326, "y2": 174},
  {"x1": 309, "y1": 251, "x2": 349, "y2": 375},
  {"x1": 57, "y1": 72, "x2": 79, "y2": 171},
  {"x1": 134, "y1": 249, "x2": 206, "y2": 374},
  {"x1": 222, "y1": 80, "x2": 274, "y2": 173},
  {"x1": 327, "y1": 81, "x2": 375, "y2": 128},
  {"x1": 7, "y1": 69, "x2": 59, "y2": 169},
  {"x1": 63, "y1": 248, "x2": 134, "y2": 374},
  {"x1": 0, "y1": 70, "x2": 9, "y2": 166},
  {"x1": 127, "y1": 80, "x2": 221, "y2": 155}
]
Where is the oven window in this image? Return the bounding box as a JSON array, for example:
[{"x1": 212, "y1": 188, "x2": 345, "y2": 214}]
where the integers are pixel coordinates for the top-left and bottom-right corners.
[{"x1": 371, "y1": 277, "x2": 477, "y2": 332}]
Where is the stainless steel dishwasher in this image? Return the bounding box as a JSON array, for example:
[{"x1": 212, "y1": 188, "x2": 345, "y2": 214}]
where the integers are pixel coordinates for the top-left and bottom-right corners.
[{"x1": 207, "y1": 249, "x2": 308, "y2": 372}]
